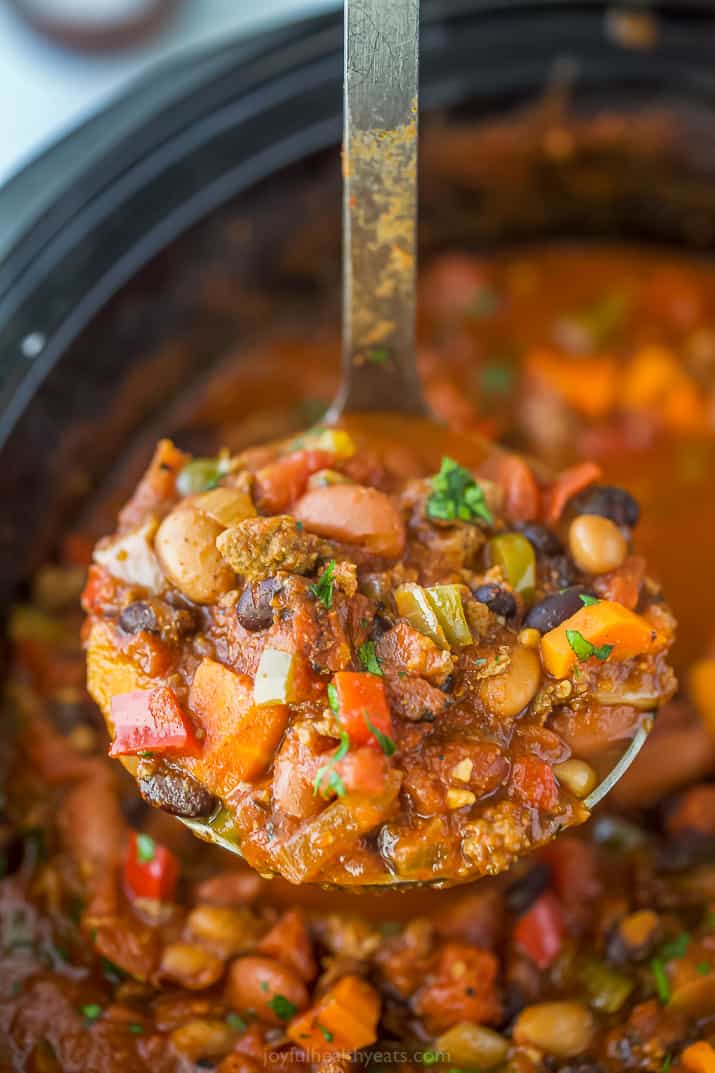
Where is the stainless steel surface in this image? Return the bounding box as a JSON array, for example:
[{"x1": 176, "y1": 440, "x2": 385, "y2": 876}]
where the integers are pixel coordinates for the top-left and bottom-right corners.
[{"x1": 330, "y1": 0, "x2": 424, "y2": 417}]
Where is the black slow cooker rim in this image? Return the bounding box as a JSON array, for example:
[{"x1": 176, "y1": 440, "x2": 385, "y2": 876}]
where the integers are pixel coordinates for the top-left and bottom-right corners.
[{"x1": 1, "y1": 0, "x2": 715, "y2": 458}]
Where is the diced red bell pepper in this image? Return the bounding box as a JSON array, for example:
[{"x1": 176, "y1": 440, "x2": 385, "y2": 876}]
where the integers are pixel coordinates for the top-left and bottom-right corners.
[
  {"x1": 109, "y1": 687, "x2": 201, "y2": 757},
  {"x1": 510, "y1": 756, "x2": 559, "y2": 811},
  {"x1": 124, "y1": 831, "x2": 179, "y2": 903},
  {"x1": 336, "y1": 748, "x2": 390, "y2": 796},
  {"x1": 254, "y1": 449, "x2": 333, "y2": 513},
  {"x1": 81, "y1": 565, "x2": 117, "y2": 616},
  {"x1": 513, "y1": 892, "x2": 565, "y2": 970},
  {"x1": 332, "y1": 672, "x2": 393, "y2": 748}
]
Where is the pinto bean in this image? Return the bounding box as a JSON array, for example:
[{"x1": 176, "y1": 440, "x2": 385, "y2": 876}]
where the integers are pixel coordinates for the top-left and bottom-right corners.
[
  {"x1": 568, "y1": 514, "x2": 627, "y2": 576},
  {"x1": 170, "y1": 1019, "x2": 236, "y2": 1060},
  {"x1": 294, "y1": 484, "x2": 405, "y2": 558},
  {"x1": 225, "y1": 956, "x2": 309, "y2": 1025},
  {"x1": 186, "y1": 906, "x2": 259, "y2": 958},
  {"x1": 159, "y1": 943, "x2": 225, "y2": 990},
  {"x1": 479, "y1": 646, "x2": 542, "y2": 719},
  {"x1": 513, "y1": 1001, "x2": 594, "y2": 1057},
  {"x1": 155, "y1": 506, "x2": 234, "y2": 604}
]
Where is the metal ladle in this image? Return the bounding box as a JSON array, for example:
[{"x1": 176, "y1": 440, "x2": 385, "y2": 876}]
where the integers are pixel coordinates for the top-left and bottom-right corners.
[{"x1": 180, "y1": 0, "x2": 652, "y2": 883}]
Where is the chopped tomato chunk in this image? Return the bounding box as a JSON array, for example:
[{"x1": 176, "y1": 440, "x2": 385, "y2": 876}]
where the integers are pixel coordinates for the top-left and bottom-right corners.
[
  {"x1": 513, "y1": 892, "x2": 565, "y2": 969},
  {"x1": 413, "y1": 942, "x2": 501, "y2": 1034},
  {"x1": 543, "y1": 461, "x2": 602, "y2": 526},
  {"x1": 109, "y1": 687, "x2": 201, "y2": 757},
  {"x1": 510, "y1": 756, "x2": 559, "y2": 811},
  {"x1": 332, "y1": 671, "x2": 393, "y2": 747},
  {"x1": 254, "y1": 449, "x2": 333, "y2": 513},
  {"x1": 124, "y1": 831, "x2": 179, "y2": 903},
  {"x1": 336, "y1": 747, "x2": 390, "y2": 796}
]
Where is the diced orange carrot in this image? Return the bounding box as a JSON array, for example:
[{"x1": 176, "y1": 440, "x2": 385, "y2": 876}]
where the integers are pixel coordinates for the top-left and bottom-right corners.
[
  {"x1": 593, "y1": 555, "x2": 646, "y2": 610},
  {"x1": 682, "y1": 1042, "x2": 715, "y2": 1073},
  {"x1": 526, "y1": 348, "x2": 618, "y2": 419},
  {"x1": 622, "y1": 345, "x2": 684, "y2": 410},
  {"x1": 188, "y1": 657, "x2": 288, "y2": 793},
  {"x1": 622, "y1": 345, "x2": 707, "y2": 432},
  {"x1": 690, "y1": 658, "x2": 715, "y2": 738},
  {"x1": 287, "y1": 974, "x2": 380, "y2": 1053},
  {"x1": 543, "y1": 461, "x2": 602, "y2": 526},
  {"x1": 540, "y1": 600, "x2": 662, "y2": 679}
]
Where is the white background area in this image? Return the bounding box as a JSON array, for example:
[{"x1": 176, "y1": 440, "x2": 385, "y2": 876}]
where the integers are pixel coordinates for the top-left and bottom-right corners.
[{"x1": 0, "y1": 0, "x2": 336, "y2": 187}]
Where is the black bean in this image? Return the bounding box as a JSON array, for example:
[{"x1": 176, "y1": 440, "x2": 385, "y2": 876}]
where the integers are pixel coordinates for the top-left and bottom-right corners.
[
  {"x1": 236, "y1": 578, "x2": 279, "y2": 632},
  {"x1": 472, "y1": 582, "x2": 517, "y2": 618},
  {"x1": 547, "y1": 553, "x2": 578, "y2": 589},
  {"x1": 369, "y1": 611, "x2": 394, "y2": 640},
  {"x1": 505, "y1": 861, "x2": 552, "y2": 914},
  {"x1": 524, "y1": 587, "x2": 593, "y2": 633},
  {"x1": 515, "y1": 522, "x2": 562, "y2": 557},
  {"x1": 0, "y1": 832, "x2": 25, "y2": 878},
  {"x1": 499, "y1": 982, "x2": 527, "y2": 1029},
  {"x1": 119, "y1": 601, "x2": 158, "y2": 635},
  {"x1": 138, "y1": 764, "x2": 218, "y2": 819},
  {"x1": 569, "y1": 484, "x2": 640, "y2": 528}
]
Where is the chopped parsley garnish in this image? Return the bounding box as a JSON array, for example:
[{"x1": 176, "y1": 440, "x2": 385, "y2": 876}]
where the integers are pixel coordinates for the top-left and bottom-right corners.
[
  {"x1": 662, "y1": 1056, "x2": 672, "y2": 1073},
  {"x1": 364, "y1": 715, "x2": 396, "y2": 756},
  {"x1": 705, "y1": 908, "x2": 715, "y2": 931},
  {"x1": 358, "y1": 641, "x2": 383, "y2": 677},
  {"x1": 128, "y1": 1024, "x2": 144, "y2": 1035},
  {"x1": 366, "y1": 347, "x2": 390, "y2": 365},
  {"x1": 579, "y1": 594, "x2": 600, "y2": 607},
  {"x1": 426, "y1": 457, "x2": 493, "y2": 526},
  {"x1": 697, "y1": 961, "x2": 712, "y2": 976},
  {"x1": 659, "y1": 932, "x2": 690, "y2": 961},
  {"x1": 313, "y1": 731, "x2": 350, "y2": 799},
  {"x1": 327, "y1": 683, "x2": 340, "y2": 714},
  {"x1": 81, "y1": 1003, "x2": 103, "y2": 1023},
  {"x1": 260, "y1": 980, "x2": 270, "y2": 993},
  {"x1": 318, "y1": 1023, "x2": 334, "y2": 1042},
  {"x1": 135, "y1": 833, "x2": 156, "y2": 863},
  {"x1": 650, "y1": 958, "x2": 670, "y2": 1004},
  {"x1": 268, "y1": 994, "x2": 297, "y2": 1021},
  {"x1": 226, "y1": 1012, "x2": 248, "y2": 1032},
  {"x1": 310, "y1": 559, "x2": 336, "y2": 610},
  {"x1": 566, "y1": 629, "x2": 614, "y2": 662}
]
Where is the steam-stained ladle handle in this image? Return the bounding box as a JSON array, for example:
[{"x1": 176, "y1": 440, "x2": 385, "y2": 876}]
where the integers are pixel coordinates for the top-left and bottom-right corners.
[{"x1": 330, "y1": 0, "x2": 425, "y2": 418}]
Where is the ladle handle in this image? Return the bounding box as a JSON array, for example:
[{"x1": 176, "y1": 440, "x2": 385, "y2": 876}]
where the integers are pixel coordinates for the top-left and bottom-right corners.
[{"x1": 332, "y1": 0, "x2": 425, "y2": 417}]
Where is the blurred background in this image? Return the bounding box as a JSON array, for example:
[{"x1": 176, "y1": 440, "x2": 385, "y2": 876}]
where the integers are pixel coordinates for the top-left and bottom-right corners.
[{"x1": 0, "y1": 0, "x2": 336, "y2": 187}]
